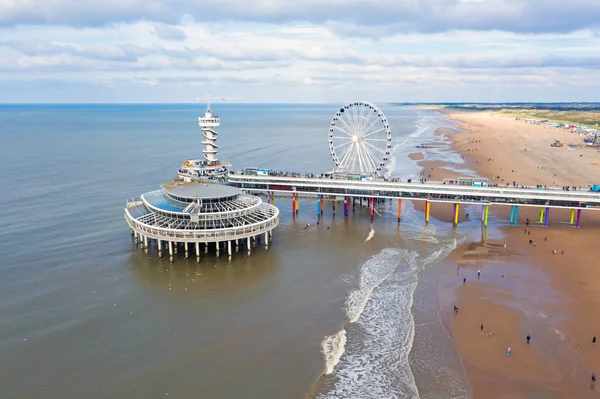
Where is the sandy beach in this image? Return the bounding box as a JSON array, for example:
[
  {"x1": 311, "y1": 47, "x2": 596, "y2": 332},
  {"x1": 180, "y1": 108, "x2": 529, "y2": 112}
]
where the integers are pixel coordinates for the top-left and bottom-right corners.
[{"x1": 433, "y1": 110, "x2": 600, "y2": 398}]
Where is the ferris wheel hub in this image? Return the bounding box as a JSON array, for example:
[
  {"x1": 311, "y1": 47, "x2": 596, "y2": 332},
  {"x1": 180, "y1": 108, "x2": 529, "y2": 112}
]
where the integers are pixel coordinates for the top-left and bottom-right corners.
[{"x1": 352, "y1": 135, "x2": 359, "y2": 143}]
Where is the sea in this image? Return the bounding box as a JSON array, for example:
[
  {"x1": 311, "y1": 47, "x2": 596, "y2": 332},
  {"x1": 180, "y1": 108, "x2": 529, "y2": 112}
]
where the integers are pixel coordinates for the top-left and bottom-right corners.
[{"x1": 0, "y1": 103, "x2": 481, "y2": 399}]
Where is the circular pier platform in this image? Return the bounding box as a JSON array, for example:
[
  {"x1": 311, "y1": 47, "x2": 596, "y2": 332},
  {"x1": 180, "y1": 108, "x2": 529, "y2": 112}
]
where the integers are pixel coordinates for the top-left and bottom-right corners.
[{"x1": 124, "y1": 181, "x2": 279, "y2": 261}]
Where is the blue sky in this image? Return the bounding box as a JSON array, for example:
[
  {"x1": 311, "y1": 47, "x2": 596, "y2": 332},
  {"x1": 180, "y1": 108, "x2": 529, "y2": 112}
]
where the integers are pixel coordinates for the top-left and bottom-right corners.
[{"x1": 1, "y1": 0, "x2": 600, "y2": 103}]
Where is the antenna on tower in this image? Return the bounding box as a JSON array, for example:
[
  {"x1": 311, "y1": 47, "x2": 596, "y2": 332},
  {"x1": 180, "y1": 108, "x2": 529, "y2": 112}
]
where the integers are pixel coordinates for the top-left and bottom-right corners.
[{"x1": 196, "y1": 94, "x2": 244, "y2": 110}]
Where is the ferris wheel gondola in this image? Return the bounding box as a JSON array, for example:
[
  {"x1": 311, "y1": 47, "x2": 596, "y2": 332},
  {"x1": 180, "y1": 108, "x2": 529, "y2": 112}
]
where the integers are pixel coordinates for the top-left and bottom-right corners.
[{"x1": 328, "y1": 101, "x2": 392, "y2": 176}]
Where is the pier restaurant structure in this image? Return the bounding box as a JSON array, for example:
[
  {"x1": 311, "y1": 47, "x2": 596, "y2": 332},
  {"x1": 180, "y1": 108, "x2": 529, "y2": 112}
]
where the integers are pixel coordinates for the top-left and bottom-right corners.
[{"x1": 125, "y1": 181, "x2": 279, "y2": 262}]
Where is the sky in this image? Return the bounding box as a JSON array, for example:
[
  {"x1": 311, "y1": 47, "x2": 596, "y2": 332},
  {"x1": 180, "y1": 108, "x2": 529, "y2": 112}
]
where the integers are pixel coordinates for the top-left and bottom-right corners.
[{"x1": 1, "y1": 0, "x2": 600, "y2": 103}]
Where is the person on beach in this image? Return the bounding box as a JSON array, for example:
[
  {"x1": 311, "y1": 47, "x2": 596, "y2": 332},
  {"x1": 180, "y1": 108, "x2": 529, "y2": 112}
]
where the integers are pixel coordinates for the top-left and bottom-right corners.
[
  {"x1": 593, "y1": 336, "x2": 597, "y2": 344},
  {"x1": 477, "y1": 270, "x2": 481, "y2": 279},
  {"x1": 453, "y1": 306, "x2": 458, "y2": 314},
  {"x1": 526, "y1": 335, "x2": 531, "y2": 344},
  {"x1": 507, "y1": 347, "x2": 512, "y2": 356},
  {"x1": 463, "y1": 277, "x2": 466, "y2": 285},
  {"x1": 592, "y1": 373, "x2": 597, "y2": 383},
  {"x1": 457, "y1": 267, "x2": 460, "y2": 274},
  {"x1": 481, "y1": 324, "x2": 484, "y2": 332}
]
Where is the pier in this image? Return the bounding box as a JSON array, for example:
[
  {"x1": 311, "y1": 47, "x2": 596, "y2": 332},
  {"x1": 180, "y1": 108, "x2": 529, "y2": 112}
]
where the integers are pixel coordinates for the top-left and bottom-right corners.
[{"x1": 228, "y1": 173, "x2": 600, "y2": 227}]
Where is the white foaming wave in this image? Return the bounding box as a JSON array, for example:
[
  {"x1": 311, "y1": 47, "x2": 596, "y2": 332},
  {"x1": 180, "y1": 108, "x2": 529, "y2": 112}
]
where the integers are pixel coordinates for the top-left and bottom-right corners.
[
  {"x1": 318, "y1": 237, "x2": 464, "y2": 399},
  {"x1": 318, "y1": 251, "x2": 422, "y2": 399},
  {"x1": 346, "y1": 248, "x2": 408, "y2": 323},
  {"x1": 364, "y1": 227, "x2": 375, "y2": 242},
  {"x1": 322, "y1": 329, "x2": 347, "y2": 375}
]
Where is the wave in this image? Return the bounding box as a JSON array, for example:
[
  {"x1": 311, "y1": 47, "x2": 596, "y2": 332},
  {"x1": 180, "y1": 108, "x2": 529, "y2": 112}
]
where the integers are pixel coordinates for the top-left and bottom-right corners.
[
  {"x1": 322, "y1": 329, "x2": 347, "y2": 375},
  {"x1": 345, "y1": 248, "x2": 408, "y2": 323},
  {"x1": 364, "y1": 227, "x2": 375, "y2": 242}
]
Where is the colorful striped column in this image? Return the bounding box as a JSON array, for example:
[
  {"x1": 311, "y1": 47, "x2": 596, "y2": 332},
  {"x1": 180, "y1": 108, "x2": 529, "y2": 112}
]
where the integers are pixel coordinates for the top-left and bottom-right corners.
[
  {"x1": 317, "y1": 194, "x2": 321, "y2": 216},
  {"x1": 453, "y1": 203, "x2": 460, "y2": 225},
  {"x1": 544, "y1": 207, "x2": 550, "y2": 227},
  {"x1": 344, "y1": 196, "x2": 348, "y2": 216},
  {"x1": 292, "y1": 193, "x2": 296, "y2": 216},
  {"x1": 576, "y1": 209, "x2": 582, "y2": 228},
  {"x1": 425, "y1": 201, "x2": 431, "y2": 223},
  {"x1": 397, "y1": 199, "x2": 402, "y2": 222},
  {"x1": 483, "y1": 205, "x2": 489, "y2": 227}
]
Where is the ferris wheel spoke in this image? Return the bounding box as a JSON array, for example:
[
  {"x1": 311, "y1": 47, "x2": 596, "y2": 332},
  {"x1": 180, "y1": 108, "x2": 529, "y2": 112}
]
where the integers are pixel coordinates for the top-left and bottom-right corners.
[
  {"x1": 356, "y1": 144, "x2": 370, "y2": 174},
  {"x1": 361, "y1": 143, "x2": 380, "y2": 170},
  {"x1": 360, "y1": 108, "x2": 375, "y2": 134},
  {"x1": 359, "y1": 144, "x2": 377, "y2": 172},
  {"x1": 344, "y1": 145, "x2": 358, "y2": 171},
  {"x1": 364, "y1": 140, "x2": 386, "y2": 154},
  {"x1": 361, "y1": 117, "x2": 381, "y2": 138},
  {"x1": 367, "y1": 138, "x2": 389, "y2": 142},
  {"x1": 338, "y1": 143, "x2": 355, "y2": 170},
  {"x1": 363, "y1": 127, "x2": 386, "y2": 139},
  {"x1": 333, "y1": 125, "x2": 353, "y2": 137},
  {"x1": 338, "y1": 115, "x2": 356, "y2": 136},
  {"x1": 351, "y1": 105, "x2": 361, "y2": 133},
  {"x1": 333, "y1": 141, "x2": 352, "y2": 150},
  {"x1": 331, "y1": 136, "x2": 352, "y2": 141},
  {"x1": 358, "y1": 104, "x2": 367, "y2": 132}
]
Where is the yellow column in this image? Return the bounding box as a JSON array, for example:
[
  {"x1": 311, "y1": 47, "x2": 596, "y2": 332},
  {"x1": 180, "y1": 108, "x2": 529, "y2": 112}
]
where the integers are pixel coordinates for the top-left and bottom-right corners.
[
  {"x1": 484, "y1": 205, "x2": 489, "y2": 226},
  {"x1": 570, "y1": 209, "x2": 575, "y2": 225},
  {"x1": 295, "y1": 195, "x2": 299, "y2": 213},
  {"x1": 425, "y1": 201, "x2": 430, "y2": 223},
  {"x1": 454, "y1": 203, "x2": 460, "y2": 225},
  {"x1": 539, "y1": 208, "x2": 544, "y2": 224}
]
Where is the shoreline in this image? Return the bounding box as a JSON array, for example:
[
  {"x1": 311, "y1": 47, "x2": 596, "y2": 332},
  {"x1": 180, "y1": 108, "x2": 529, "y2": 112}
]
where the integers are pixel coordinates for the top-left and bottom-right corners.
[{"x1": 430, "y1": 108, "x2": 600, "y2": 398}]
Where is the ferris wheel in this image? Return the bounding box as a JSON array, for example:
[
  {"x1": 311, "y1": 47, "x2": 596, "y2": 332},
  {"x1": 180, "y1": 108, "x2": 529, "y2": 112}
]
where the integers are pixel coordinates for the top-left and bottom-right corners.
[{"x1": 328, "y1": 101, "x2": 392, "y2": 176}]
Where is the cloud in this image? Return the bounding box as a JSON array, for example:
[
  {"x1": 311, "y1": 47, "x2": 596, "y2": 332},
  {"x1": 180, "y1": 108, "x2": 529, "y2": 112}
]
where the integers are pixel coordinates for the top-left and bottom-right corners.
[
  {"x1": 2, "y1": 0, "x2": 600, "y2": 37},
  {"x1": 154, "y1": 24, "x2": 186, "y2": 40}
]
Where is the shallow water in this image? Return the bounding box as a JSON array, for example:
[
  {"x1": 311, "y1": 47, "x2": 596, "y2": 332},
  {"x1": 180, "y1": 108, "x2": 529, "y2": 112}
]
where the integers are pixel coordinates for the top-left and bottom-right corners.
[{"x1": 0, "y1": 103, "x2": 475, "y2": 398}]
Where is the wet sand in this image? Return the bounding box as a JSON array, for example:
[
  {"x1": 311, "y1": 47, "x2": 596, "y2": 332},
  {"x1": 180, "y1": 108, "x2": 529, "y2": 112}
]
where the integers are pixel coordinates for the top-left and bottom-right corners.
[{"x1": 436, "y1": 109, "x2": 600, "y2": 398}]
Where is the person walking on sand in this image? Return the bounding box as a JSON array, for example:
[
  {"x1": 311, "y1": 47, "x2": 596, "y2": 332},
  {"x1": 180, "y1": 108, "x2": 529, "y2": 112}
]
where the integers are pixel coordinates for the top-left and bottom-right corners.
[
  {"x1": 477, "y1": 270, "x2": 481, "y2": 279},
  {"x1": 592, "y1": 373, "x2": 597, "y2": 383},
  {"x1": 481, "y1": 324, "x2": 484, "y2": 332},
  {"x1": 526, "y1": 335, "x2": 531, "y2": 344},
  {"x1": 507, "y1": 347, "x2": 512, "y2": 356},
  {"x1": 593, "y1": 336, "x2": 597, "y2": 344},
  {"x1": 463, "y1": 277, "x2": 466, "y2": 285}
]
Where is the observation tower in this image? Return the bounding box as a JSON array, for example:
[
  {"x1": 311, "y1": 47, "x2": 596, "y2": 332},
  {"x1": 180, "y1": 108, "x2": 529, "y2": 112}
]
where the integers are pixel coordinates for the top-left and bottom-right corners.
[
  {"x1": 177, "y1": 102, "x2": 231, "y2": 182},
  {"x1": 125, "y1": 181, "x2": 278, "y2": 262}
]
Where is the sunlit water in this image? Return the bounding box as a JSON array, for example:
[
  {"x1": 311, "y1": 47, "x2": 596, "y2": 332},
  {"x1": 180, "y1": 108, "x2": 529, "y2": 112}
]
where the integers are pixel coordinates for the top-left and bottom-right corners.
[{"x1": 0, "y1": 104, "x2": 475, "y2": 399}]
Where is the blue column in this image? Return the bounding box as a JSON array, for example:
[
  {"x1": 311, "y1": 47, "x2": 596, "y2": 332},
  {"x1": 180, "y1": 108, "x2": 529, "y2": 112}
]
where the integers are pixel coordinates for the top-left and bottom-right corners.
[
  {"x1": 509, "y1": 205, "x2": 515, "y2": 223},
  {"x1": 544, "y1": 207, "x2": 550, "y2": 227},
  {"x1": 513, "y1": 206, "x2": 519, "y2": 226},
  {"x1": 317, "y1": 194, "x2": 321, "y2": 216}
]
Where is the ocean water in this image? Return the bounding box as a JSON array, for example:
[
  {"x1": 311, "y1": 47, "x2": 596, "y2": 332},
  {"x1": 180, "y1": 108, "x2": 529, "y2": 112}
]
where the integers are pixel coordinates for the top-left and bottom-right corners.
[{"x1": 0, "y1": 103, "x2": 474, "y2": 399}]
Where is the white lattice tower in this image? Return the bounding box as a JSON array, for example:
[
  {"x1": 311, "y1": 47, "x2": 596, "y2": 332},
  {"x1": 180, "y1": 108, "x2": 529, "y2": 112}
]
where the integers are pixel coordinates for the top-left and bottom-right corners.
[{"x1": 199, "y1": 104, "x2": 220, "y2": 163}]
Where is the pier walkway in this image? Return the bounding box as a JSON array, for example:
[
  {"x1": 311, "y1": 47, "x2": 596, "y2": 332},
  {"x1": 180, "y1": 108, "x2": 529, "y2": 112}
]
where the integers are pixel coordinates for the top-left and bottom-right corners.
[{"x1": 228, "y1": 173, "x2": 600, "y2": 227}]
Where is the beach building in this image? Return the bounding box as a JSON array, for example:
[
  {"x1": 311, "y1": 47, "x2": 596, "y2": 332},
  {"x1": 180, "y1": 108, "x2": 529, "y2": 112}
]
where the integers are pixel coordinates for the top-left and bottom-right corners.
[{"x1": 125, "y1": 181, "x2": 279, "y2": 262}]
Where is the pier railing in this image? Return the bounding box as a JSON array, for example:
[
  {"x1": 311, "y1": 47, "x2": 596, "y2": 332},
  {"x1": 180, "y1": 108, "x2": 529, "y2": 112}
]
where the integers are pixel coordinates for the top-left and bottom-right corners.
[
  {"x1": 228, "y1": 174, "x2": 600, "y2": 210},
  {"x1": 124, "y1": 208, "x2": 279, "y2": 242}
]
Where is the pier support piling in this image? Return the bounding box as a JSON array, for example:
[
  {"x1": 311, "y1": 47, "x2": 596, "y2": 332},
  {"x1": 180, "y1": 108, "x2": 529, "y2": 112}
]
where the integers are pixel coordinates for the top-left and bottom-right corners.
[
  {"x1": 539, "y1": 208, "x2": 545, "y2": 224},
  {"x1": 216, "y1": 242, "x2": 220, "y2": 258},
  {"x1": 483, "y1": 205, "x2": 489, "y2": 227},
  {"x1": 509, "y1": 205, "x2": 515, "y2": 224},
  {"x1": 344, "y1": 196, "x2": 348, "y2": 216},
  {"x1": 168, "y1": 241, "x2": 173, "y2": 257},
  {"x1": 158, "y1": 240, "x2": 163, "y2": 258},
  {"x1": 184, "y1": 242, "x2": 189, "y2": 259},
  {"x1": 370, "y1": 197, "x2": 375, "y2": 220},
  {"x1": 453, "y1": 203, "x2": 460, "y2": 225},
  {"x1": 513, "y1": 206, "x2": 519, "y2": 226},
  {"x1": 397, "y1": 199, "x2": 402, "y2": 222},
  {"x1": 317, "y1": 194, "x2": 321, "y2": 216},
  {"x1": 292, "y1": 194, "x2": 296, "y2": 216},
  {"x1": 195, "y1": 242, "x2": 200, "y2": 263},
  {"x1": 544, "y1": 207, "x2": 550, "y2": 227},
  {"x1": 570, "y1": 209, "x2": 575, "y2": 225},
  {"x1": 425, "y1": 201, "x2": 431, "y2": 223},
  {"x1": 576, "y1": 209, "x2": 582, "y2": 228},
  {"x1": 228, "y1": 241, "x2": 232, "y2": 258},
  {"x1": 205, "y1": 242, "x2": 209, "y2": 254},
  {"x1": 247, "y1": 237, "x2": 251, "y2": 256},
  {"x1": 265, "y1": 232, "x2": 269, "y2": 251},
  {"x1": 143, "y1": 236, "x2": 148, "y2": 254}
]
